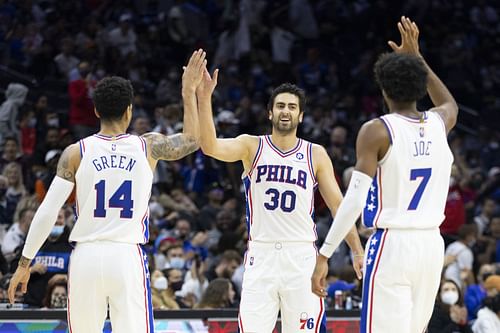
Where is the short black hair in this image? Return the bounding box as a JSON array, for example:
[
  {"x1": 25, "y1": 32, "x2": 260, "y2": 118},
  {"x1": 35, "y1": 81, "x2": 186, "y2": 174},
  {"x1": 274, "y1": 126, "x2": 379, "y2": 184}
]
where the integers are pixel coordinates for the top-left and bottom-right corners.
[
  {"x1": 374, "y1": 53, "x2": 427, "y2": 103},
  {"x1": 267, "y1": 83, "x2": 306, "y2": 113},
  {"x1": 92, "y1": 76, "x2": 134, "y2": 121}
]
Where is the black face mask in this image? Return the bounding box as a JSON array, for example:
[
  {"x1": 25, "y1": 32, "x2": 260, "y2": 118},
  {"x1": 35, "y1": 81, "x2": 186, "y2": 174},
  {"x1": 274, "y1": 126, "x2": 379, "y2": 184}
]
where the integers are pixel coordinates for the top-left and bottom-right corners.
[
  {"x1": 0, "y1": 188, "x2": 6, "y2": 198},
  {"x1": 483, "y1": 294, "x2": 500, "y2": 313},
  {"x1": 170, "y1": 281, "x2": 183, "y2": 291}
]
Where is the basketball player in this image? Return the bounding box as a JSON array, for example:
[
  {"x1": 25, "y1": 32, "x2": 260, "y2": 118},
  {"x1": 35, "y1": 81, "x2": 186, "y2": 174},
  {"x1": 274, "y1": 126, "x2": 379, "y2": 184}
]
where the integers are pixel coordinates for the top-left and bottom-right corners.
[
  {"x1": 8, "y1": 49, "x2": 207, "y2": 332},
  {"x1": 312, "y1": 17, "x2": 458, "y2": 333},
  {"x1": 196, "y1": 70, "x2": 364, "y2": 331}
]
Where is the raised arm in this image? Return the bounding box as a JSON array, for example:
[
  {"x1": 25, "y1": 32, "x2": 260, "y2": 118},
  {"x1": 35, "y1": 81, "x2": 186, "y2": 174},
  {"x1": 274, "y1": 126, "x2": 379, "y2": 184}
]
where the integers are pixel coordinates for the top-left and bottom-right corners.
[
  {"x1": 142, "y1": 50, "x2": 206, "y2": 162},
  {"x1": 313, "y1": 145, "x2": 364, "y2": 279},
  {"x1": 388, "y1": 16, "x2": 458, "y2": 133},
  {"x1": 196, "y1": 68, "x2": 257, "y2": 168}
]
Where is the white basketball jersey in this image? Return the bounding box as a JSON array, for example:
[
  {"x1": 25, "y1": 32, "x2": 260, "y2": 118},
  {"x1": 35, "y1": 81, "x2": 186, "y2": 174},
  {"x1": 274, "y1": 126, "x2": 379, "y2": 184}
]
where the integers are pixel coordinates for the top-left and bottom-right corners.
[
  {"x1": 70, "y1": 133, "x2": 153, "y2": 244},
  {"x1": 243, "y1": 135, "x2": 318, "y2": 242},
  {"x1": 362, "y1": 111, "x2": 453, "y2": 229}
]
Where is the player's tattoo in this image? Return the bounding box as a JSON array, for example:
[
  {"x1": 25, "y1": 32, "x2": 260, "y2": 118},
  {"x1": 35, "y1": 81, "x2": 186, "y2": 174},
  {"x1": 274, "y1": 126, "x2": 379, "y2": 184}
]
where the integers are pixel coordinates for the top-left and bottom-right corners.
[
  {"x1": 143, "y1": 133, "x2": 199, "y2": 161},
  {"x1": 56, "y1": 148, "x2": 75, "y2": 181},
  {"x1": 18, "y1": 256, "x2": 31, "y2": 268}
]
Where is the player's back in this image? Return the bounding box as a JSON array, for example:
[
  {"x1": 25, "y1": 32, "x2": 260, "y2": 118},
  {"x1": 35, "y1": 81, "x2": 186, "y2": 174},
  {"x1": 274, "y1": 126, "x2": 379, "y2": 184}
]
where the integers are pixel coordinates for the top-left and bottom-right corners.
[
  {"x1": 70, "y1": 133, "x2": 153, "y2": 244},
  {"x1": 362, "y1": 111, "x2": 453, "y2": 229}
]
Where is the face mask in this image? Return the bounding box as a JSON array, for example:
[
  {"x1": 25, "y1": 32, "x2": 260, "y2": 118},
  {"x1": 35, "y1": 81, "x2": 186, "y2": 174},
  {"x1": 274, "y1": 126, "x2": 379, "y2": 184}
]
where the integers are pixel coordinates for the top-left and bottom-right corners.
[
  {"x1": 153, "y1": 276, "x2": 168, "y2": 290},
  {"x1": 449, "y1": 176, "x2": 456, "y2": 187},
  {"x1": 28, "y1": 118, "x2": 37, "y2": 128},
  {"x1": 47, "y1": 118, "x2": 59, "y2": 127},
  {"x1": 0, "y1": 188, "x2": 6, "y2": 198},
  {"x1": 50, "y1": 225, "x2": 64, "y2": 237},
  {"x1": 467, "y1": 239, "x2": 476, "y2": 248},
  {"x1": 49, "y1": 225, "x2": 65, "y2": 238},
  {"x1": 169, "y1": 257, "x2": 185, "y2": 270},
  {"x1": 170, "y1": 280, "x2": 183, "y2": 291},
  {"x1": 51, "y1": 294, "x2": 67, "y2": 308},
  {"x1": 441, "y1": 290, "x2": 459, "y2": 305}
]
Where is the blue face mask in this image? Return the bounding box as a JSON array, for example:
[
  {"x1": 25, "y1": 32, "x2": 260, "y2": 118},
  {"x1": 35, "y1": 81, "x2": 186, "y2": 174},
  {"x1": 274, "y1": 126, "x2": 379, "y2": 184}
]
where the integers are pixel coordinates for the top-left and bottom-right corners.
[
  {"x1": 169, "y1": 257, "x2": 185, "y2": 270},
  {"x1": 49, "y1": 225, "x2": 65, "y2": 238}
]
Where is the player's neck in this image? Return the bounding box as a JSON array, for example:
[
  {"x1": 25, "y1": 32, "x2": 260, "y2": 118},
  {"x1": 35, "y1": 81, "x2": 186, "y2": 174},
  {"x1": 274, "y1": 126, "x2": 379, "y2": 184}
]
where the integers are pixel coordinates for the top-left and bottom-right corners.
[
  {"x1": 98, "y1": 122, "x2": 129, "y2": 136},
  {"x1": 270, "y1": 132, "x2": 299, "y2": 151},
  {"x1": 387, "y1": 100, "x2": 420, "y2": 118}
]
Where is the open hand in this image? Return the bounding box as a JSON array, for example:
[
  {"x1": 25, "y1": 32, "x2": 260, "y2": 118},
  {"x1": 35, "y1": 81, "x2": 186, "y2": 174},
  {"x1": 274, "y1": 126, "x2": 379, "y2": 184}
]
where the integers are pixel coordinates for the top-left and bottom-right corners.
[
  {"x1": 196, "y1": 67, "x2": 219, "y2": 100},
  {"x1": 182, "y1": 49, "x2": 207, "y2": 93},
  {"x1": 352, "y1": 254, "x2": 364, "y2": 280},
  {"x1": 388, "y1": 16, "x2": 421, "y2": 56}
]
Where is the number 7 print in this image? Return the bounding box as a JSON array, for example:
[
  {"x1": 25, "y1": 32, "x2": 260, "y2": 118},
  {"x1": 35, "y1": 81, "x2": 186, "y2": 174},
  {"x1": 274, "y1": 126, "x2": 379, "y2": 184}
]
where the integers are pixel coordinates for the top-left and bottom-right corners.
[{"x1": 407, "y1": 168, "x2": 432, "y2": 210}]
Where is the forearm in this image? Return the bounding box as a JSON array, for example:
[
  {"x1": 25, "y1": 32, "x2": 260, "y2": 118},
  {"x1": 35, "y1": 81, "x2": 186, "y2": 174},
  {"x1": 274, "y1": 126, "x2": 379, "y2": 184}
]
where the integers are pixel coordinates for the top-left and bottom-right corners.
[
  {"x1": 22, "y1": 176, "x2": 74, "y2": 259},
  {"x1": 422, "y1": 58, "x2": 457, "y2": 110},
  {"x1": 320, "y1": 171, "x2": 372, "y2": 258},
  {"x1": 181, "y1": 88, "x2": 199, "y2": 144},
  {"x1": 197, "y1": 97, "x2": 218, "y2": 155},
  {"x1": 344, "y1": 225, "x2": 364, "y2": 255}
]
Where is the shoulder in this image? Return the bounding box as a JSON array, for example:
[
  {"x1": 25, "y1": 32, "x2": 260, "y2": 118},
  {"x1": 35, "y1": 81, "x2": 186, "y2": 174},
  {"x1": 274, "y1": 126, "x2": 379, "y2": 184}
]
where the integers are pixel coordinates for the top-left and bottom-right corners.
[
  {"x1": 236, "y1": 134, "x2": 260, "y2": 145},
  {"x1": 311, "y1": 143, "x2": 329, "y2": 160},
  {"x1": 356, "y1": 118, "x2": 391, "y2": 147}
]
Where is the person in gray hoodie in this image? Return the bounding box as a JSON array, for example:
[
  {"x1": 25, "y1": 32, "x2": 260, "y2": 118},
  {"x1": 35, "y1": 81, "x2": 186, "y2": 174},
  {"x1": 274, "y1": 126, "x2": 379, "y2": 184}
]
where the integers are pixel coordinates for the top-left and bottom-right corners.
[{"x1": 0, "y1": 83, "x2": 29, "y2": 146}]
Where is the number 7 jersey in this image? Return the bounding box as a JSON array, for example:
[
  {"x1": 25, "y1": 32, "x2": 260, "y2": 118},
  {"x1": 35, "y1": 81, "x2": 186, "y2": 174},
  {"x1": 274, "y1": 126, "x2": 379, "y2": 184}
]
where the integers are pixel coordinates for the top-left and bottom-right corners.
[
  {"x1": 362, "y1": 112, "x2": 453, "y2": 229},
  {"x1": 70, "y1": 134, "x2": 153, "y2": 244},
  {"x1": 243, "y1": 135, "x2": 318, "y2": 242}
]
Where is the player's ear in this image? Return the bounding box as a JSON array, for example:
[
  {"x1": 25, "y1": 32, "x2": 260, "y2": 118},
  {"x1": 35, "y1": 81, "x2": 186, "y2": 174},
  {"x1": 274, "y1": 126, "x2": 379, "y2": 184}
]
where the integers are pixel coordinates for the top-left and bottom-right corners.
[
  {"x1": 268, "y1": 110, "x2": 272, "y2": 120},
  {"x1": 299, "y1": 112, "x2": 304, "y2": 123},
  {"x1": 94, "y1": 108, "x2": 101, "y2": 119}
]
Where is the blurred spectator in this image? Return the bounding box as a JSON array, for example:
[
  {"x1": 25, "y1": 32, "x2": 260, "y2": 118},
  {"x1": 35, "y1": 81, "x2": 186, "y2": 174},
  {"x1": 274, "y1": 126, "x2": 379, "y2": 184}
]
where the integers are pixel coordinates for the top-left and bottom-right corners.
[
  {"x1": 194, "y1": 278, "x2": 235, "y2": 309},
  {"x1": 441, "y1": 165, "x2": 467, "y2": 240},
  {"x1": 54, "y1": 38, "x2": 80, "y2": 80},
  {"x1": 472, "y1": 275, "x2": 500, "y2": 333},
  {"x1": 23, "y1": 208, "x2": 72, "y2": 307},
  {"x1": 68, "y1": 61, "x2": 98, "y2": 139},
  {"x1": 428, "y1": 279, "x2": 472, "y2": 332},
  {"x1": 108, "y1": 13, "x2": 137, "y2": 58},
  {"x1": 465, "y1": 264, "x2": 497, "y2": 320},
  {"x1": 474, "y1": 198, "x2": 497, "y2": 236},
  {"x1": 0, "y1": 175, "x2": 10, "y2": 228},
  {"x1": 205, "y1": 209, "x2": 237, "y2": 252},
  {"x1": 205, "y1": 250, "x2": 241, "y2": 282},
  {"x1": 444, "y1": 224, "x2": 478, "y2": 289},
  {"x1": 1, "y1": 207, "x2": 35, "y2": 263},
  {"x1": 0, "y1": 83, "x2": 28, "y2": 146},
  {"x1": 130, "y1": 115, "x2": 151, "y2": 136},
  {"x1": 151, "y1": 270, "x2": 180, "y2": 309},
  {"x1": 198, "y1": 183, "x2": 224, "y2": 230},
  {"x1": 42, "y1": 278, "x2": 67, "y2": 309},
  {"x1": 3, "y1": 162, "x2": 27, "y2": 210}
]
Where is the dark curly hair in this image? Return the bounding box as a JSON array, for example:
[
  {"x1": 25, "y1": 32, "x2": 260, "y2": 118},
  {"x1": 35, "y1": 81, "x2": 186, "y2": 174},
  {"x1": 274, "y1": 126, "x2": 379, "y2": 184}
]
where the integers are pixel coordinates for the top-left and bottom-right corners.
[
  {"x1": 92, "y1": 76, "x2": 134, "y2": 121},
  {"x1": 267, "y1": 83, "x2": 306, "y2": 113},
  {"x1": 374, "y1": 53, "x2": 427, "y2": 103}
]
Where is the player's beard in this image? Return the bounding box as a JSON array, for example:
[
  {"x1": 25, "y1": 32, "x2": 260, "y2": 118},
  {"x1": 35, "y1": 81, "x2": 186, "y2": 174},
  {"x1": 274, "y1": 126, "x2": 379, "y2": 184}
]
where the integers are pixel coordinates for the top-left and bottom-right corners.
[{"x1": 271, "y1": 116, "x2": 299, "y2": 134}]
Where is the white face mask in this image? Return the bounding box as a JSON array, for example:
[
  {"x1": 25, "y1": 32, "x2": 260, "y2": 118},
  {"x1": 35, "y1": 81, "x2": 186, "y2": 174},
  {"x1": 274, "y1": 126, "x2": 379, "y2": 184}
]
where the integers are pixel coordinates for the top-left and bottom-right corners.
[
  {"x1": 153, "y1": 276, "x2": 168, "y2": 290},
  {"x1": 441, "y1": 290, "x2": 459, "y2": 305}
]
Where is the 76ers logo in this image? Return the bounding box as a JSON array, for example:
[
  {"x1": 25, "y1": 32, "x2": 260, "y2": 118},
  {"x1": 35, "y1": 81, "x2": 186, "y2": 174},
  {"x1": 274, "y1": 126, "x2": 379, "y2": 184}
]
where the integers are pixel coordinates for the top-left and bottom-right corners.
[
  {"x1": 296, "y1": 152, "x2": 304, "y2": 160},
  {"x1": 300, "y1": 318, "x2": 314, "y2": 330}
]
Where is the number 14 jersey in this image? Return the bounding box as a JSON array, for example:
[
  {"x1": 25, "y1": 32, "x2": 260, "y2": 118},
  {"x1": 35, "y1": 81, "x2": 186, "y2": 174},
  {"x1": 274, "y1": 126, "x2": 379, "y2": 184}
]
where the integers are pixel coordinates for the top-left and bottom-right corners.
[
  {"x1": 70, "y1": 134, "x2": 153, "y2": 244},
  {"x1": 243, "y1": 135, "x2": 318, "y2": 242}
]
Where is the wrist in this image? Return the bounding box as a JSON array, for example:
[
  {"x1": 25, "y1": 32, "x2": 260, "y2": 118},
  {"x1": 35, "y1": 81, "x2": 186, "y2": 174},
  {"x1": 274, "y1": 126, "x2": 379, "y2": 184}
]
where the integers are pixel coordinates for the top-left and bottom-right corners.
[
  {"x1": 182, "y1": 87, "x2": 196, "y2": 97},
  {"x1": 18, "y1": 256, "x2": 32, "y2": 269}
]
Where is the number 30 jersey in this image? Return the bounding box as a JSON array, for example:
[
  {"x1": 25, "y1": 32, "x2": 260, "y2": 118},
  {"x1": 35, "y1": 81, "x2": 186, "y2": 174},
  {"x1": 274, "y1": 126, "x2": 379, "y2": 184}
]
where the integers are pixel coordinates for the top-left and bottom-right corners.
[
  {"x1": 70, "y1": 134, "x2": 153, "y2": 244},
  {"x1": 362, "y1": 112, "x2": 453, "y2": 230},
  {"x1": 243, "y1": 135, "x2": 318, "y2": 242}
]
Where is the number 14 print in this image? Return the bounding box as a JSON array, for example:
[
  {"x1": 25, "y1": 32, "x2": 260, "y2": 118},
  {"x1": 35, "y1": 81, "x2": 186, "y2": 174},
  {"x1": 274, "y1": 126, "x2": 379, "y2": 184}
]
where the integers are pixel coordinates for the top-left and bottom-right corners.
[{"x1": 94, "y1": 180, "x2": 134, "y2": 218}]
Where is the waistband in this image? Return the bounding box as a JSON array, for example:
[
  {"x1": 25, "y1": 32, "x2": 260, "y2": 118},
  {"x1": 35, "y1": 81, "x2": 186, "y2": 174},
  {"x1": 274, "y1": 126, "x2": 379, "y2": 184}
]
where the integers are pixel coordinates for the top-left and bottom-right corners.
[
  {"x1": 375, "y1": 227, "x2": 440, "y2": 234},
  {"x1": 248, "y1": 240, "x2": 315, "y2": 250}
]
